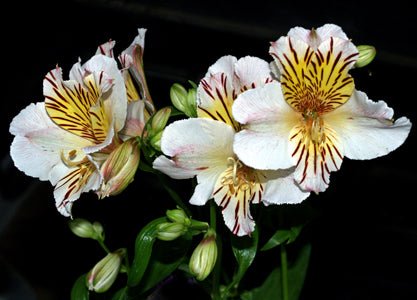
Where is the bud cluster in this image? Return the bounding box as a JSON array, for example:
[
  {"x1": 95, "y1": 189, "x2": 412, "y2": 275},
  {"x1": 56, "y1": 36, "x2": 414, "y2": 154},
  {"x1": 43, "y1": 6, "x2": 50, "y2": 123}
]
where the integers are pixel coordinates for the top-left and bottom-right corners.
[
  {"x1": 69, "y1": 218, "x2": 105, "y2": 241},
  {"x1": 170, "y1": 82, "x2": 197, "y2": 117},
  {"x1": 156, "y1": 208, "x2": 209, "y2": 241},
  {"x1": 147, "y1": 108, "x2": 172, "y2": 151},
  {"x1": 156, "y1": 208, "x2": 191, "y2": 241}
]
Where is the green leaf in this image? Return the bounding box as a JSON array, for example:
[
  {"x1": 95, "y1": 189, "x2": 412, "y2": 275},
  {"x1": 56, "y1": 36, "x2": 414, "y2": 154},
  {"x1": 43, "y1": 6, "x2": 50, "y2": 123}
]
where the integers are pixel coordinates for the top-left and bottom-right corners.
[
  {"x1": 222, "y1": 227, "x2": 259, "y2": 296},
  {"x1": 135, "y1": 235, "x2": 192, "y2": 294},
  {"x1": 261, "y1": 224, "x2": 304, "y2": 251},
  {"x1": 241, "y1": 243, "x2": 312, "y2": 300},
  {"x1": 127, "y1": 217, "x2": 168, "y2": 287},
  {"x1": 71, "y1": 274, "x2": 89, "y2": 300},
  {"x1": 111, "y1": 287, "x2": 128, "y2": 300},
  {"x1": 188, "y1": 80, "x2": 198, "y2": 89}
]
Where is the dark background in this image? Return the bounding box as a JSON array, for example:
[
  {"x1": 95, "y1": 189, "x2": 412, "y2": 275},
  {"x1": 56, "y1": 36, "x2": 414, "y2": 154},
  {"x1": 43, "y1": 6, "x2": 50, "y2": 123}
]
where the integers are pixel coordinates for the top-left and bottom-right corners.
[{"x1": 1, "y1": 0, "x2": 417, "y2": 299}]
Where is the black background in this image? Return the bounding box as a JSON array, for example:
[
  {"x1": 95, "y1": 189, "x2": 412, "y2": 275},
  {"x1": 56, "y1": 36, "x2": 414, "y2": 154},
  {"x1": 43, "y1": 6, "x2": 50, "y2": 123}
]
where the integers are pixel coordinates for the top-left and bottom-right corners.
[{"x1": 1, "y1": 0, "x2": 417, "y2": 299}]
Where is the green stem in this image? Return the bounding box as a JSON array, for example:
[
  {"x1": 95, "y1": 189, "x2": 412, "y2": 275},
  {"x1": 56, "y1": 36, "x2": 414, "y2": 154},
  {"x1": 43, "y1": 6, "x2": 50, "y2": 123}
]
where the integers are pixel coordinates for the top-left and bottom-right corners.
[
  {"x1": 280, "y1": 244, "x2": 289, "y2": 300},
  {"x1": 97, "y1": 239, "x2": 111, "y2": 254},
  {"x1": 156, "y1": 173, "x2": 191, "y2": 216},
  {"x1": 210, "y1": 200, "x2": 221, "y2": 299},
  {"x1": 210, "y1": 200, "x2": 217, "y2": 232},
  {"x1": 123, "y1": 250, "x2": 130, "y2": 275}
]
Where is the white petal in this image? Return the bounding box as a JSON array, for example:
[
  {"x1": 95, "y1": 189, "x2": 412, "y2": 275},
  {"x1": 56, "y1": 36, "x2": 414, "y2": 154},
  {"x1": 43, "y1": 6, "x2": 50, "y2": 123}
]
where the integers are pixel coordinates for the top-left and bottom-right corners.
[
  {"x1": 160, "y1": 118, "x2": 234, "y2": 168},
  {"x1": 96, "y1": 40, "x2": 116, "y2": 57},
  {"x1": 325, "y1": 90, "x2": 412, "y2": 160},
  {"x1": 119, "y1": 100, "x2": 146, "y2": 139},
  {"x1": 119, "y1": 28, "x2": 147, "y2": 68},
  {"x1": 154, "y1": 118, "x2": 235, "y2": 202},
  {"x1": 234, "y1": 56, "x2": 273, "y2": 89},
  {"x1": 9, "y1": 102, "x2": 91, "y2": 181},
  {"x1": 153, "y1": 156, "x2": 196, "y2": 180},
  {"x1": 232, "y1": 82, "x2": 298, "y2": 170},
  {"x1": 288, "y1": 122, "x2": 344, "y2": 193},
  {"x1": 262, "y1": 168, "x2": 310, "y2": 205},
  {"x1": 190, "y1": 168, "x2": 222, "y2": 206},
  {"x1": 286, "y1": 26, "x2": 311, "y2": 44},
  {"x1": 53, "y1": 164, "x2": 101, "y2": 217},
  {"x1": 316, "y1": 24, "x2": 349, "y2": 42},
  {"x1": 205, "y1": 55, "x2": 237, "y2": 79},
  {"x1": 286, "y1": 24, "x2": 349, "y2": 50},
  {"x1": 69, "y1": 58, "x2": 84, "y2": 83},
  {"x1": 84, "y1": 54, "x2": 127, "y2": 132}
]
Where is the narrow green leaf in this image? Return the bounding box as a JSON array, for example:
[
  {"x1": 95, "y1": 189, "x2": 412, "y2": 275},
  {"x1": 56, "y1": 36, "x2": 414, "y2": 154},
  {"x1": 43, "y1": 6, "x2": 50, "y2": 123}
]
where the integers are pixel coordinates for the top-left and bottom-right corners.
[
  {"x1": 156, "y1": 173, "x2": 191, "y2": 216},
  {"x1": 127, "y1": 217, "x2": 168, "y2": 287},
  {"x1": 223, "y1": 227, "x2": 259, "y2": 296},
  {"x1": 261, "y1": 230, "x2": 292, "y2": 251},
  {"x1": 241, "y1": 243, "x2": 312, "y2": 300},
  {"x1": 261, "y1": 224, "x2": 304, "y2": 251},
  {"x1": 188, "y1": 80, "x2": 198, "y2": 89},
  {"x1": 71, "y1": 273, "x2": 89, "y2": 300}
]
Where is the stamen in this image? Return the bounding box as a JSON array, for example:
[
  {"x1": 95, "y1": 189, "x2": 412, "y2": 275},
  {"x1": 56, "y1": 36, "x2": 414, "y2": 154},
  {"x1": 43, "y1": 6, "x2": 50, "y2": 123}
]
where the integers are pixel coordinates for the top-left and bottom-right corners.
[
  {"x1": 220, "y1": 157, "x2": 254, "y2": 192},
  {"x1": 60, "y1": 150, "x2": 89, "y2": 167},
  {"x1": 303, "y1": 110, "x2": 326, "y2": 147}
]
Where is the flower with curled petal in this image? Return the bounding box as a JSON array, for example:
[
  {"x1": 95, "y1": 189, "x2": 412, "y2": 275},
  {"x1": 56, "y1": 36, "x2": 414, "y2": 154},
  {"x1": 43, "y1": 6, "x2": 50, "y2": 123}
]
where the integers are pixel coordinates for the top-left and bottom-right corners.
[
  {"x1": 153, "y1": 56, "x2": 309, "y2": 236},
  {"x1": 10, "y1": 54, "x2": 127, "y2": 216},
  {"x1": 232, "y1": 24, "x2": 412, "y2": 193}
]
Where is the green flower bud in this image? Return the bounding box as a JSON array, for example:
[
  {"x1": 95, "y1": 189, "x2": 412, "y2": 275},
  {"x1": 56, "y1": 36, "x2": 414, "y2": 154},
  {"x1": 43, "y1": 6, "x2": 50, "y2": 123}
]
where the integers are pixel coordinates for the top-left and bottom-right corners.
[
  {"x1": 156, "y1": 222, "x2": 188, "y2": 241},
  {"x1": 189, "y1": 229, "x2": 218, "y2": 281},
  {"x1": 150, "y1": 108, "x2": 171, "y2": 136},
  {"x1": 166, "y1": 208, "x2": 191, "y2": 226},
  {"x1": 170, "y1": 83, "x2": 188, "y2": 112},
  {"x1": 98, "y1": 138, "x2": 140, "y2": 198},
  {"x1": 185, "y1": 88, "x2": 197, "y2": 118},
  {"x1": 355, "y1": 45, "x2": 376, "y2": 68},
  {"x1": 150, "y1": 130, "x2": 163, "y2": 152},
  {"x1": 69, "y1": 218, "x2": 103, "y2": 241},
  {"x1": 86, "y1": 248, "x2": 126, "y2": 293},
  {"x1": 170, "y1": 83, "x2": 197, "y2": 117}
]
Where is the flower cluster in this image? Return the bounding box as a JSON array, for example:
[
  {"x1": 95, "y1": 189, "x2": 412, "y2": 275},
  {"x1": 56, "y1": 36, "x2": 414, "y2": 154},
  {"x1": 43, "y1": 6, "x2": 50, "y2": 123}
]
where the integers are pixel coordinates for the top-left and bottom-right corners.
[
  {"x1": 153, "y1": 24, "x2": 411, "y2": 236},
  {"x1": 9, "y1": 24, "x2": 412, "y2": 236},
  {"x1": 8, "y1": 23, "x2": 413, "y2": 298}
]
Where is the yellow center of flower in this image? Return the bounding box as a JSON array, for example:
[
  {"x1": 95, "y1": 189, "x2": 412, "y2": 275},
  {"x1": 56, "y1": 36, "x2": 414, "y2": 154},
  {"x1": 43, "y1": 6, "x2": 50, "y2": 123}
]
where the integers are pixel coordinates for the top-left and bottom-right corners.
[
  {"x1": 302, "y1": 110, "x2": 325, "y2": 147},
  {"x1": 220, "y1": 157, "x2": 255, "y2": 193}
]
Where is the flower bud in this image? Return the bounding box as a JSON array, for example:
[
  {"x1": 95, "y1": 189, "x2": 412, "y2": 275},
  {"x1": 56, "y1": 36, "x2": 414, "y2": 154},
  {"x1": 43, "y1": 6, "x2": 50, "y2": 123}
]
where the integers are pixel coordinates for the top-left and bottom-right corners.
[
  {"x1": 150, "y1": 130, "x2": 163, "y2": 152},
  {"x1": 69, "y1": 218, "x2": 103, "y2": 241},
  {"x1": 86, "y1": 248, "x2": 126, "y2": 293},
  {"x1": 166, "y1": 208, "x2": 191, "y2": 226},
  {"x1": 98, "y1": 138, "x2": 140, "y2": 198},
  {"x1": 189, "y1": 229, "x2": 218, "y2": 281},
  {"x1": 170, "y1": 83, "x2": 188, "y2": 112},
  {"x1": 150, "y1": 108, "x2": 171, "y2": 136},
  {"x1": 170, "y1": 83, "x2": 197, "y2": 117},
  {"x1": 185, "y1": 88, "x2": 197, "y2": 118},
  {"x1": 355, "y1": 45, "x2": 376, "y2": 68},
  {"x1": 156, "y1": 222, "x2": 188, "y2": 241}
]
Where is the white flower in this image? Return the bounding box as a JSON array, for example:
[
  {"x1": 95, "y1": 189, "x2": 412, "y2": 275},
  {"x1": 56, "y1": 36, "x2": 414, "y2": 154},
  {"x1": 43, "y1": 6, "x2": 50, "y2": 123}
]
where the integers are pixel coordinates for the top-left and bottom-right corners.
[
  {"x1": 153, "y1": 56, "x2": 309, "y2": 236},
  {"x1": 10, "y1": 54, "x2": 127, "y2": 216},
  {"x1": 232, "y1": 24, "x2": 412, "y2": 193}
]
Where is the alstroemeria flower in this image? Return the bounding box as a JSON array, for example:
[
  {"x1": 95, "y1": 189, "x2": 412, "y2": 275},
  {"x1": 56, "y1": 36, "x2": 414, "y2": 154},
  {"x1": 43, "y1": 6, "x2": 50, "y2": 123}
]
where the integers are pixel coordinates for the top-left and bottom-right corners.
[
  {"x1": 153, "y1": 56, "x2": 309, "y2": 236},
  {"x1": 232, "y1": 24, "x2": 412, "y2": 193},
  {"x1": 10, "y1": 54, "x2": 127, "y2": 216}
]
